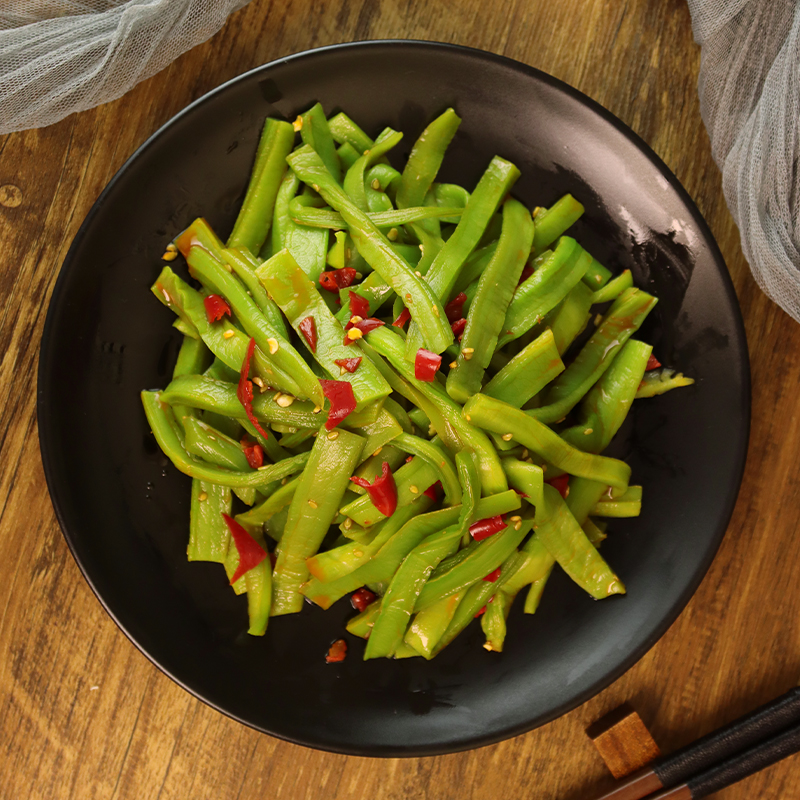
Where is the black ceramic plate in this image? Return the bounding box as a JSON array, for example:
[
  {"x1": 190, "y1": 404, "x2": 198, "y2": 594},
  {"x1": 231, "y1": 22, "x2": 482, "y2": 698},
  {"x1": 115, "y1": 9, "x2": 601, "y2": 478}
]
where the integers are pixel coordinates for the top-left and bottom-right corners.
[{"x1": 38, "y1": 41, "x2": 749, "y2": 756}]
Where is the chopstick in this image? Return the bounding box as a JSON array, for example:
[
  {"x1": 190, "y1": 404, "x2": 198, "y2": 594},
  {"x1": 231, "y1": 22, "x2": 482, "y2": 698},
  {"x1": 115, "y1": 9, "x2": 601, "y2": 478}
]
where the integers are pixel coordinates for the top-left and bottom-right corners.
[{"x1": 590, "y1": 686, "x2": 800, "y2": 800}]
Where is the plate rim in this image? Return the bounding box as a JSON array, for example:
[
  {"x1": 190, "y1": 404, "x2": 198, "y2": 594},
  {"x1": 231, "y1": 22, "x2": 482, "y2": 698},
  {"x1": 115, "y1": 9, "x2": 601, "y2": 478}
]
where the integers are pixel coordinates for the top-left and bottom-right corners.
[{"x1": 37, "y1": 38, "x2": 752, "y2": 756}]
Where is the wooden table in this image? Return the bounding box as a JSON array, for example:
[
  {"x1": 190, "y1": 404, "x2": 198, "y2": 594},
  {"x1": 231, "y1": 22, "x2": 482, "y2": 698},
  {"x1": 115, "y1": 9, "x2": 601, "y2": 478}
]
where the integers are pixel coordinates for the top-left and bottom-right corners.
[{"x1": 2, "y1": 1, "x2": 798, "y2": 797}]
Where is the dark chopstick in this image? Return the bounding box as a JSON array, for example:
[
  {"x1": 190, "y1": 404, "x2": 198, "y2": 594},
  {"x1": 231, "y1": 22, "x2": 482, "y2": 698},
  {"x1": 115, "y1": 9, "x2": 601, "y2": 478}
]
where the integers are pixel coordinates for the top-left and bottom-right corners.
[{"x1": 590, "y1": 686, "x2": 800, "y2": 800}]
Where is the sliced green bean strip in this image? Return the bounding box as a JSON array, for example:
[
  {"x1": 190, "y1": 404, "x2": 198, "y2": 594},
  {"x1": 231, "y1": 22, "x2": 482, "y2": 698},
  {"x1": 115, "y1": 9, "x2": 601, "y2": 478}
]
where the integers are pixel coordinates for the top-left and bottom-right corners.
[
  {"x1": 271, "y1": 170, "x2": 329, "y2": 282},
  {"x1": 256, "y1": 250, "x2": 391, "y2": 411},
  {"x1": 350, "y1": 444, "x2": 405, "y2": 494},
  {"x1": 455, "y1": 449, "x2": 480, "y2": 547},
  {"x1": 531, "y1": 194, "x2": 584, "y2": 256},
  {"x1": 289, "y1": 203, "x2": 463, "y2": 230},
  {"x1": 337, "y1": 141, "x2": 360, "y2": 171},
  {"x1": 636, "y1": 368, "x2": 695, "y2": 398},
  {"x1": 449, "y1": 241, "x2": 498, "y2": 298},
  {"x1": 340, "y1": 456, "x2": 439, "y2": 528},
  {"x1": 416, "y1": 521, "x2": 530, "y2": 611},
  {"x1": 565, "y1": 476, "x2": 609, "y2": 526},
  {"x1": 396, "y1": 108, "x2": 461, "y2": 231},
  {"x1": 537, "y1": 484, "x2": 624, "y2": 599},
  {"x1": 463, "y1": 393, "x2": 631, "y2": 491},
  {"x1": 484, "y1": 329, "x2": 564, "y2": 408},
  {"x1": 288, "y1": 145, "x2": 454, "y2": 353},
  {"x1": 364, "y1": 524, "x2": 463, "y2": 659},
  {"x1": 592, "y1": 492, "x2": 642, "y2": 517},
  {"x1": 350, "y1": 409, "x2": 402, "y2": 458},
  {"x1": 591, "y1": 269, "x2": 633, "y2": 303},
  {"x1": 171, "y1": 335, "x2": 212, "y2": 434},
  {"x1": 366, "y1": 327, "x2": 508, "y2": 495},
  {"x1": 582, "y1": 257, "x2": 613, "y2": 289},
  {"x1": 172, "y1": 317, "x2": 198, "y2": 339},
  {"x1": 236, "y1": 476, "x2": 299, "y2": 533},
  {"x1": 405, "y1": 590, "x2": 465, "y2": 658},
  {"x1": 392, "y1": 433, "x2": 461, "y2": 504},
  {"x1": 497, "y1": 238, "x2": 590, "y2": 348},
  {"x1": 560, "y1": 339, "x2": 652, "y2": 453},
  {"x1": 244, "y1": 529, "x2": 272, "y2": 635},
  {"x1": 584, "y1": 517, "x2": 608, "y2": 544},
  {"x1": 161, "y1": 374, "x2": 325, "y2": 429},
  {"x1": 367, "y1": 163, "x2": 402, "y2": 192},
  {"x1": 531, "y1": 288, "x2": 658, "y2": 423},
  {"x1": 447, "y1": 198, "x2": 535, "y2": 402},
  {"x1": 188, "y1": 480, "x2": 231, "y2": 562},
  {"x1": 300, "y1": 102, "x2": 341, "y2": 184},
  {"x1": 346, "y1": 598, "x2": 382, "y2": 638},
  {"x1": 343, "y1": 128, "x2": 403, "y2": 211},
  {"x1": 405, "y1": 156, "x2": 521, "y2": 356},
  {"x1": 272, "y1": 425, "x2": 364, "y2": 615},
  {"x1": 382, "y1": 397, "x2": 414, "y2": 434},
  {"x1": 328, "y1": 112, "x2": 374, "y2": 153},
  {"x1": 224, "y1": 536, "x2": 248, "y2": 595},
  {"x1": 433, "y1": 182, "x2": 470, "y2": 224},
  {"x1": 228, "y1": 117, "x2": 295, "y2": 254},
  {"x1": 501, "y1": 458, "x2": 544, "y2": 513},
  {"x1": 142, "y1": 391, "x2": 309, "y2": 488},
  {"x1": 538, "y1": 281, "x2": 595, "y2": 355}
]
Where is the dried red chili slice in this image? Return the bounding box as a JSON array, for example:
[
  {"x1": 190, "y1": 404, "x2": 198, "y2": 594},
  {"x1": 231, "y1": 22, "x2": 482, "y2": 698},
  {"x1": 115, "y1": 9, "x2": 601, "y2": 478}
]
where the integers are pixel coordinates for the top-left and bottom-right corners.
[
  {"x1": 350, "y1": 461, "x2": 398, "y2": 517},
  {"x1": 299, "y1": 315, "x2": 317, "y2": 353},
  {"x1": 203, "y1": 294, "x2": 231, "y2": 323},
  {"x1": 469, "y1": 515, "x2": 507, "y2": 542},
  {"x1": 222, "y1": 513, "x2": 267, "y2": 584},
  {"x1": 319, "y1": 379, "x2": 357, "y2": 430},
  {"x1": 237, "y1": 338, "x2": 270, "y2": 440}
]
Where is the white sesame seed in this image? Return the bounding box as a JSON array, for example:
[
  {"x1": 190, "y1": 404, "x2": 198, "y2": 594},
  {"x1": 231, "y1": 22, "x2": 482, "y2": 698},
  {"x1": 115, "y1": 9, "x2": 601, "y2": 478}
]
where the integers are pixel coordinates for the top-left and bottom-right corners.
[
  {"x1": 162, "y1": 250, "x2": 178, "y2": 262},
  {"x1": 387, "y1": 228, "x2": 398, "y2": 241},
  {"x1": 276, "y1": 394, "x2": 295, "y2": 407},
  {"x1": 253, "y1": 376, "x2": 265, "y2": 388},
  {"x1": 327, "y1": 430, "x2": 339, "y2": 440},
  {"x1": 223, "y1": 330, "x2": 235, "y2": 339},
  {"x1": 373, "y1": 447, "x2": 382, "y2": 456},
  {"x1": 350, "y1": 315, "x2": 364, "y2": 325},
  {"x1": 584, "y1": 428, "x2": 594, "y2": 435},
  {"x1": 449, "y1": 361, "x2": 457, "y2": 369},
  {"x1": 308, "y1": 499, "x2": 318, "y2": 509},
  {"x1": 415, "y1": 270, "x2": 422, "y2": 277},
  {"x1": 293, "y1": 115, "x2": 303, "y2": 131},
  {"x1": 409, "y1": 485, "x2": 419, "y2": 494},
  {"x1": 343, "y1": 518, "x2": 353, "y2": 530},
  {"x1": 502, "y1": 433, "x2": 513, "y2": 441},
  {"x1": 267, "y1": 337, "x2": 279, "y2": 354},
  {"x1": 371, "y1": 179, "x2": 381, "y2": 190},
  {"x1": 198, "y1": 492, "x2": 208, "y2": 501},
  {"x1": 432, "y1": 304, "x2": 439, "y2": 317},
  {"x1": 347, "y1": 328, "x2": 362, "y2": 340},
  {"x1": 514, "y1": 521, "x2": 522, "y2": 530},
  {"x1": 313, "y1": 405, "x2": 321, "y2": 413}
]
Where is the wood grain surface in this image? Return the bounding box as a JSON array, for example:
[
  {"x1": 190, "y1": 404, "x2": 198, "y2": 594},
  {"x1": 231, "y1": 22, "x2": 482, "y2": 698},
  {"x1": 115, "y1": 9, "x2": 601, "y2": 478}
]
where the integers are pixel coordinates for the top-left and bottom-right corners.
[{"x1": 1, "y1": 0, "x2": 799, "y2": 797}]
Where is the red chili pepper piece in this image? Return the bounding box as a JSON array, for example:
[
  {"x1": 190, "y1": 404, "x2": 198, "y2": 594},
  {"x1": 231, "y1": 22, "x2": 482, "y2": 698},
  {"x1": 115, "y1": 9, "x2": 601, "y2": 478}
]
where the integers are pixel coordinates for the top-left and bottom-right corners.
[
  {"x1": 423, "y1": 480, "x2": 442, "y2": 500},
  {"x1": 414, "y1": 348, "x2": 442, "y2": 381},
  {"x1": 350, "y1": 461, "x2": 398, "y2": 517},
  {"x1": 319, "y1": 267, "x2": 357, "y2": 293},
  {"x1": 474, "y1": 606, "x2": 486, "y2": 618},
  {"x1": 203, "y1": 294, "x2": 231, "y2": 323},
  {"x1": 545, "y1": 473, "x2": 570, "y2": 499},
  {"x1": 470, "y1": 515, "x2": 507, "y2": 542},
  {"x1": 483, "y1": 567, "x2": 502, "y2": 582},
  {"x1": 519, "y1": 264, "x2": 534, "y2": 284},
  {"x1": 515, "y1": 490, "x2": 529, "y2": 498},
  {"x1": 451, "y1": 318, "x2": 467, "y2": 340},
  {"x1": 325, "y1": 638, "x2": 348, "y2": 663},
  {"x1": 348, "y1": 291, "x2": 370, "y2": 319},
  {"x1": 334, "y1": 357, "x2": 362, "y2": 373},
  {"x1": 350, "y1": 587, "x2": 377, "y2": 612},
  {"x1": 343, "y1": 317, "x2": 385, "y2": 345},
  {"x1": 319, "y1": 379, "x2": 357, "y2": 430},
  {"x1": 392, "y1": 307, "x2": 411, "y2": 328},
  {"x1": 237, "y1": 338, "x2": 270, "y2": 440},
  {"x1": 298, "y1": 315, "x2": 318, "y2": 353},
  {"x1": 444, "y1": 292, "x2": 467, "y2": 323},
  {"x1": 405, "y1": 455, "x2": 414, "y2": 464},
  {"x1": 240, "y1": 437, "x2": 264, "y2": 469},
  {"x1": 646, "y1": 354, "x2": 662, "y2": 371},
  {"x1": 222, "y1": 513, "x2": 267, "y2": 584}
]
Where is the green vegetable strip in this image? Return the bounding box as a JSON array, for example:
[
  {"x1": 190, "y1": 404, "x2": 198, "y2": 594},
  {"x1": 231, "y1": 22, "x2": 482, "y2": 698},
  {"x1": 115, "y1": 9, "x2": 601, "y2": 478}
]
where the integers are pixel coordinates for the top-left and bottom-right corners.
[
  {"x1": 592, "y1": 485, "x2": 642, "y2": 518},
  {"x1": 396, "y1": 108, "x2": 461, "y2": 239},
  {"x1": 582, "y1": 257, "x2": 613, "y2": 289},
  {"x1": 463, "y1": 394, "x2": 631, "y2": 491},
  {"x1": 501, "y1": 458, "x2": 545, "y2": 513},
  {"x1": 346, "y1": 598, "x2": 382, "y2": 638},
  {"x1": 255, "y1": 250, "x2": 391, "y2": 410},
  {"x1": 271, "y1": 170, "x2": 329, "y2": 282},
  {"x1": 177, "y1": 218, "x2": 287, "y2": 336},
  {"x1": 236, "y1": 477, "x2": 299, "y2": 533},
  {"x1": 405, "y1": 156, "x2": 521, "y2": 357},
  {"x1": 188, "y1": 480, "x2": 231, "y2": 562},
  {"x1": 271, "y1": 426, "x2": 364, "y2": 615},
  {"x1": 142, "y1": 391, "x2": 309, "y2": 488},
  {"x1": 228, "y1": 118, "x2": 295, "y2": 254},
  {"x1": 455, "y1": 449, "x2": 480, "y2": 547},
  {"x1": 531, "y1": 194, "x2": 584, "y2": 256},
  {"x1": 481, "y1": 590, "x2": 509, "y2": 651},
  {"x1": 591, "y1": 269, "x2": 634, "y2": 303},
  {"x1": 535, "y1": 484, "x2": 625, "y2": 599},
  {"x1": 483, "y1": 329, "x2": 564, "y2": 407},
  {"x1": 364, "y1": 524, "x2": 463, "y2": 659},
  {"x1": 152, "y1": 266, "x2": 304, "y2": 399},
  {"x1": 340, "y1": 456, "x2": 439, "y2": 528},
  {"x1": 636, "y1": 368, "x2": 695, "y2": 398},
  {"x1": 366, "y1": 327, "x2": 508, "y2": 495},
  {"x1": 327, "y1": 112, "x2": 374, "y2": 153},
  {"x1": 224, "y1": 535, "x2": 248, "y2": 595},
  {"x1": 447, "y1": 198, "x2": 535, "y2": 402},
  {"x1": 404, "y1": 590, "x2": 465, "y2": 658},
  {"x1": 449, "y1": 241, "x2": 498, "y2": 299},
  {"x1": 584, "y1": 517, "x2": 607, "y2": 544},
  {"x1": 161, "y1": 374, "x2": 326, "y2": 429},
  {"x1": 433, "y1": 182, "x2": 470, "y2": 224},
  {"x1": 343, "y1": 128, "x2": 403, "y2": 211},
  {"x1": 301, "y1": 492, "x2": 520, "y2": 609},
  {"x1": 560, "y1": 339, "x2": 652, "y2": 453},
  {"x1": 350, "y1": 444, "x2": 406, "y2": 493},
  {"x1": 416, "y1": 521, "x2": 531, "y2": 611},
  {"x1": 536, "y1": 281, "x2": 595, "y2": 355},
  {"x1": 531, "y1": 288, "x2": 658, "y2": 423},
  {"x1": 300, "y1": 102, "x2": 342, "y2": 184},
  {"x1": 185, "y1": 247, "x2": 323, "y2": 404},
  {"x1": 392, "y1": 433, "x2": 461, "y2": 504},
  {"x1": 337, "y1": 142, "x2": 360, "y2": 171},
  {"x1": 171, "y1": 335, "x2": 212, "y2": 434},
  {"x1": 244, "y1": 528, "x2": 272, "y2": 635},
  {"x1": 565, "y1": 477, "x2": 609, "y2": 526},
  {"x1": 289, "y1": 203, "x2": 463, "y2": 230},
  {"x1": 288, "y1": 145, "x2": 454, "y2": 353},
  {"x1": 497, "y1": 238, "x2": 590, "y2": 348}
]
